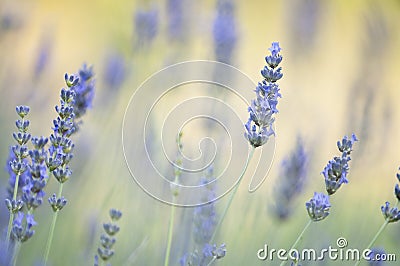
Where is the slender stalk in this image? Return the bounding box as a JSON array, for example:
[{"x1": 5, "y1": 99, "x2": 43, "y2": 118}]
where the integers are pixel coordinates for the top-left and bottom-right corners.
[
  {"x1": 206, "y1": 257, "x2": 217, "y2": 266},
  {"x1": 210, "y1": 147, "x2": 255, "y2": 243},
  {"x1": 164, "y1": 133, "x2": 183, "y2": 266},
  {"x1": 279, "y1": 219, "x2": 312, "y2": 266},
  {"x1": 43, "y1": 183, "x2": 64, "y2": 265},
  {"x1": 12, "y1": 242, "x2": 21, "y2": 266},
  {"x1": 164, "y1": 200, "x2": 176, "y2": 266},
  {"x1": 354, "y1": 200, "x2": 399, "y2": 266},
  {"x1": 6, "y1": 173, "x2": 21, "y2": 245}
]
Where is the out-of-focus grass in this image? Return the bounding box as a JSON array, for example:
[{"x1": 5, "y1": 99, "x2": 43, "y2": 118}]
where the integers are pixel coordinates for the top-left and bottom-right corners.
[{"x1": 1, "y1": 0, "x2": 400, "y2": 265}]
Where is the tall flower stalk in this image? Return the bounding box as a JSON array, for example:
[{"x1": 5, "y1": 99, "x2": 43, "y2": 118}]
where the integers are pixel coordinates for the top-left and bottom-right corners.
[
  {"x1": 180, "y1": 165, "x2": 227, "y2": 266},
  {"x1": 272, "y1": 137, "x2": 308, "y2": 220},
  {"x1": 280, "y1": 134, "x2": 357, "y2": 266},
  {"x1": 213, "y1": 0, "x2": 237, "y2": 64},
  {"x1": 164, "y1": 132, "x2": 183, "y2": 266},
  {"x1": 5, "y1": 106, "x2": 31, "y2": 246},
  {"x1": 94, "y1": 208, "x2": 123, "y2": 266},
  {"x1": 43, "y1": 65, "x2": 95, "y2": 264},
  {"x1": 354, "y1": 168, "x2": 400, "y2": 266},
  {"x1": 211, "y1": 42, "x2": 283, "y2": 242},
  {"x1": 4, "y1": 106, "x2": 40, "y2": 266}
]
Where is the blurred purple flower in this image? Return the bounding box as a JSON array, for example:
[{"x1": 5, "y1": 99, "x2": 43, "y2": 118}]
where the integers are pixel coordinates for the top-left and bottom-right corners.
[
  {"x1": 103, "y1": 52, "x2": 126, "y2": 90},
  {"x1": 273, "y1": 137, "x2": 309, "y2": 220},
  {"x1": 134, "y1": 8, "x2": 159, "y2": 47},
  {"x1": 213, "y1": 0, "x2": 237, "y2": 64},
  {"x1": 167, "y1": 0, "x2": 186, "y2": 41}
]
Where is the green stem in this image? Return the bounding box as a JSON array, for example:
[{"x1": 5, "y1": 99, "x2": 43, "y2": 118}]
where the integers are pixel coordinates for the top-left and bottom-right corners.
[
  {"x1": 279, "y1": 220, "x2": 312, "y2": 266},
  {"x1": 206, "y1": 257, "x2": 217, "y2": 266},
  {"x1": 210, "y1": 147, "x2": 255, "y2": 243},
  {"x1": 43, "y1": 183, "x2": 64, "y2": 265},
  {"x1": 164, "y1": 197, "x2": 177, "y2": 266},
  {"x1": 6, "y1": 173, "x2": 21, "y2": 246},
  {"x1": 12, "y1": 242, "x2": 21, "y2": 266},
  {"x1": 354, "y1": 200, "x2": 399, "y2": 266}
]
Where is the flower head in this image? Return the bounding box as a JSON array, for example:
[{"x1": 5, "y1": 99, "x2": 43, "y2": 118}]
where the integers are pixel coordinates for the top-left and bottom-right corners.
[
  {"x1": 306, "y1": 192, "x2": 331, "y2": 221},
  {"x1": 381, "y1": 202, "x2": 400, "y2": 223},
  {"x1": 266, "y1": 42, "x2": 283, "y2": 68},
  {"x1": 269, "y1": 42, "x2": 281, "y2": 57},
  {"x1": 15, "y1": 105, "x2": 30, "y2": 118},
  {"x1": 48, "y1": 193, "x2": 67, "y2": 212},
  {"x1": 337, "y1": 133, "x2": 358, "y2": 156},
  {"x1": 368, "y1": 247, "x2": 386, "y2": 266},
  {"x1": 109, "y1": 209, "x2": 123, "y2": 221}
]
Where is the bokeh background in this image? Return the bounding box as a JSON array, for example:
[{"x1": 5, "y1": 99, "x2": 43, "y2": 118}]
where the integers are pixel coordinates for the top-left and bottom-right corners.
[{"x1": 1, "y1": 0, "x2": 400, "y2": 265}]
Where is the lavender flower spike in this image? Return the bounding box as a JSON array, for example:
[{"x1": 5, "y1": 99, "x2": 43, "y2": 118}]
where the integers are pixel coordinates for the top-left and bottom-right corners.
[
  {"x1": 322, "y1": 134, "x2": 358, "y2": 195},
  {"x1": 245, "y1": 42, "x2": 283, "y2": 148},
  {"x1": 134, "y1": 8, "x2": 158, "y2": 47},
  {"x1": 273, "y1": 138, "x2": 308, "y2": 220},
  {"x1": 213, "y1": 0, "x2": 237, "y2": 64}
]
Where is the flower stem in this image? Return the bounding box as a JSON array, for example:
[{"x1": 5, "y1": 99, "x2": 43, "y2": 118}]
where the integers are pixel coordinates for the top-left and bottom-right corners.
[
  {"x1": 43, "y1": 183, "x2": 64, "y2": 265},
  {"x1": 279, "y1": 219, "x2": 312, "y2": 266},
  {"x1": 164, "y1": 197, "x2": 177, "y2": 266},
  {"x1": 12, "y1": 242, "x2": 21, "y2": 266},
  {"x1": 6, "y1": 173, "x2": 21, "y2": 246},
  {"x1": 206, "y1": 257, "x2": 217, "y2": 266},
  {"x1": 210, "y1": 147, "x2": 255, "y2": 243},
  {"x1": 354, "y1": 200, "x2": 399, "y2": 266}
]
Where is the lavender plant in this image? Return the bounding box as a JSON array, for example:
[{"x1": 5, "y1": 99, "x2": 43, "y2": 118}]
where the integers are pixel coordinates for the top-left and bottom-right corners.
[
  {"x1": 164, "y1": 132, "x2": 184, "y2": 266},
  {"x1": 3, "y1": 107, "x2": 44, "y2": 266},
  {"x1": 1, "y1": 63, "x2": 95, "y2": 265},
  {"x1": 43, "y1": 65, "x2": 95, "y2": 264},
  {"x1": 354, "y1": 168, "x2": 400, "y2": 266},
  {"x1": 103, "y1": 51, "x2": 126, "y2": 91},
  {"x1": 280, "y1": 134, "x2": 357, "y2": 266},
  {"x1": 166, "y1": 0, "x2": 185, "y2": 42},
  {"x1": 133, "y1": 7, "x2": 159, "y2": 48},
  {"x1": 5, "y1": 106, "x2": 31, "y2": 245},
  {"x1": 213, "y1": 0, "x2": 237, "y2": 64},
  {"x1": 272, "y1": 137, "x2": 309, "y2": 220},
  {"x1": 367, "y1": 247, "x2": 387, "y2": 266},
  {"x1": 180, "y1": 166, "x2": 227, "y2": 266},
  {"x1": 211, "y1": 42, "x2": 283, "y2": 242},
  {"x1": 94, "y1": 208, "x2": 123, "y2": 266}
]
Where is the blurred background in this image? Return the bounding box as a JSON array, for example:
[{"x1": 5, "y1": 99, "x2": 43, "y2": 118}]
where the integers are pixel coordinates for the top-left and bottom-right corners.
[{"x1": 1, "y1": 0, "x2": 400, "y2": 265}]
